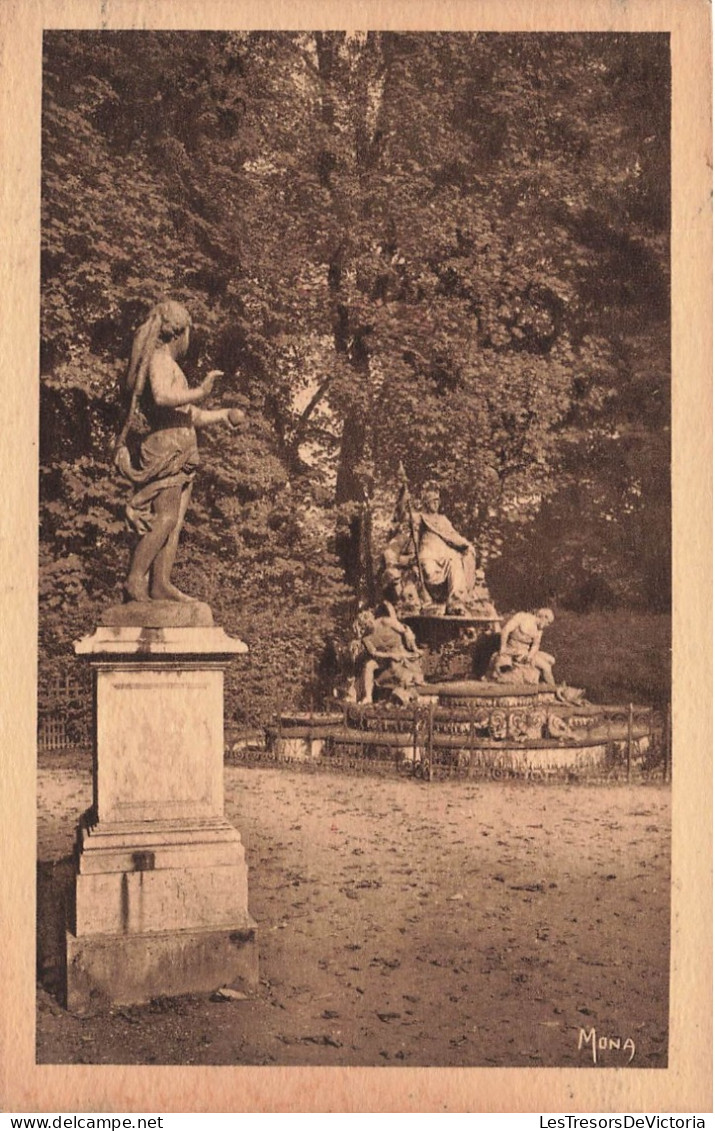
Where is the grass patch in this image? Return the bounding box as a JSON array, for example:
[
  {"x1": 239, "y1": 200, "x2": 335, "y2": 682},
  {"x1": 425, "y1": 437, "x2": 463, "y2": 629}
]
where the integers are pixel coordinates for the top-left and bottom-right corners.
[{"x1": 545, "y1": 610, "x2": 671, "y2": 706}]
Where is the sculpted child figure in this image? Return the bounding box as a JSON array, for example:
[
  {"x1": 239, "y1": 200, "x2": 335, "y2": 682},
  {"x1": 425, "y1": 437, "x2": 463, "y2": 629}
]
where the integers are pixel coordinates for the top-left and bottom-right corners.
[
  {"x1": 115, "y1": 300, "x2": 243, "y2": 603},
  {"x1": 349, "y1": 603, "x2": 423, "y2": 704},
  {"x1": 497, "y1": 607, "x2": 556, "y2": 685}
]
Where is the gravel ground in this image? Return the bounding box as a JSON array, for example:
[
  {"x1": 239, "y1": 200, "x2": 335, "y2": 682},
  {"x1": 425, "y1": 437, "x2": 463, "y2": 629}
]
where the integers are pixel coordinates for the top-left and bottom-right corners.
[{"x1": 37, "y1": 759, "x2": 670, "y2": 1068}]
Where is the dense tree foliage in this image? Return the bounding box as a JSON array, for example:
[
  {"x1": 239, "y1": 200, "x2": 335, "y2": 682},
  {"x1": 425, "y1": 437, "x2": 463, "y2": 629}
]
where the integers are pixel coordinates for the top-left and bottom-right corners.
[{"x1": 40, "y1": 31, "x2": 670, "y2": 721}]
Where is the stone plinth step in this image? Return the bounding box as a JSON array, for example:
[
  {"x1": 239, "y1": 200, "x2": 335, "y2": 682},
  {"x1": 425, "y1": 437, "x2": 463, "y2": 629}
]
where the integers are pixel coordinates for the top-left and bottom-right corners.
[
  {"x1": 433, "y1": 680, "x2": 559, "y2": 704},
  {"x1": 66, "y1": 919, "x2": 258, "y2": 1014},
  {"x1": 100, "y1": 600, "x2": 215, "y2": 628}
]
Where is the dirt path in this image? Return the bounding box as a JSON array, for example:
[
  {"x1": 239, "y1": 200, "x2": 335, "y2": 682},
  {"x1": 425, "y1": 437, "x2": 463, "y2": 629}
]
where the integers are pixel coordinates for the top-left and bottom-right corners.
[{"x1": 37, "y1": 763, "x2": 670, "y2": 1067}]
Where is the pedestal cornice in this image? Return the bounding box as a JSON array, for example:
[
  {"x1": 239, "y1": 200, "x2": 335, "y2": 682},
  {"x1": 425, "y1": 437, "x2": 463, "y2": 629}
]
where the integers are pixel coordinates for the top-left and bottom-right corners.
[{"x1": 74, "y1": 624, "x2": 248, "y2": 659}]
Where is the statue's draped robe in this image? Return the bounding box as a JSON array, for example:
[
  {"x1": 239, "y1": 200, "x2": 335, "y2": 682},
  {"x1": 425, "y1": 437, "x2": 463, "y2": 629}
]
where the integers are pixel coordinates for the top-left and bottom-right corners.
[
  {"x1": 116, "y1": 355, "x2": 200, "y2": 535},
  {"x1": 417, "y1": 512, "x2": 476, "y2": 607}
]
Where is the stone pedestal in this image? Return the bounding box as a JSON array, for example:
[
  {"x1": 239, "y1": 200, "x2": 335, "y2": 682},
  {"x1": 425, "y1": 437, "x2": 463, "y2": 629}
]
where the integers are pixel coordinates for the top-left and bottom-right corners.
[{"x1": 65, "y1": 608, "x2": 258, "y2": 1012}]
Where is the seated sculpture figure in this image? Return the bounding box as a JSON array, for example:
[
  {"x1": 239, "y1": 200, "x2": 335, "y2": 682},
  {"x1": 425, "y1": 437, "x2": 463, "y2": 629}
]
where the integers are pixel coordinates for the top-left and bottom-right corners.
[
  {"x1": 379, "y1": 472, "x2": 499, "y2": 623},
  {"x1": 493, "y1": 607, "x2": 556, "y2": 686},
  {"x1": 349, "y1": 603, "x2": 424, "y2": 704},
  {"x1": 416, "y1": 483, "x2": 477, "y2": 615}
]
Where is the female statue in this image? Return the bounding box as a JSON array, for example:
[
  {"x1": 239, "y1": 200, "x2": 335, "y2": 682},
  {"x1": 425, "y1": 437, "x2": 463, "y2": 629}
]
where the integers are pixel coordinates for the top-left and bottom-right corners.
[{"x1": 114, "y1": 300, "x2": 242, "y2": 603}]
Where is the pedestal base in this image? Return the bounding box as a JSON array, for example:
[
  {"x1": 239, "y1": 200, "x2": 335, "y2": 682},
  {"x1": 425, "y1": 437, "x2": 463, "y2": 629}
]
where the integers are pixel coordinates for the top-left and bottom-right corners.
[
  {"x1": 70, "y1": 814, "x2": 251, "y2": 935},
  {"x1": 65, "y1": 619, "x2": 257, "y2": 1012},
  {"x1": 66, "y1": 921, "x2": 258, "y2": 1013},
  {"x1": 65, "y1": 812, "x2": 259, "y2": 1011}
]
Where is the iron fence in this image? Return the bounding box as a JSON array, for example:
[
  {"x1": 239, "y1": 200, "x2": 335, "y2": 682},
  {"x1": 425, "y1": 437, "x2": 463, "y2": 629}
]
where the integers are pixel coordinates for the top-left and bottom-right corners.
[
  {"x1": 231, "y1": 701, "x2": 670, "y2": 784},
  {"x1": 38, "y1": 676, "x2": 671, "y2": 785}
]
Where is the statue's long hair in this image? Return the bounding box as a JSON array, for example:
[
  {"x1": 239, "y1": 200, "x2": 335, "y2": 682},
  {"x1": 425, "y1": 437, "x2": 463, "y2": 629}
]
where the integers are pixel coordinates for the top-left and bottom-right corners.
[
  {"x1": 125, "y1": 300, "x2": 191, "y2": 395},
  {"x1": 115, "y1": 301, "x2": 191, "y2": 454}
]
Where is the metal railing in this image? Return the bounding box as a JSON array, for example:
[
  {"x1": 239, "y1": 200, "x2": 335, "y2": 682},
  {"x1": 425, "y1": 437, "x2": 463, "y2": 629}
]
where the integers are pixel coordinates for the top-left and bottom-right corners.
[
  {"x1": 232, "y1": 701, "x2": 669, "y2": 783},
  {"x1": 38, "y1": 695, "x2": 671, "y2": 784}
]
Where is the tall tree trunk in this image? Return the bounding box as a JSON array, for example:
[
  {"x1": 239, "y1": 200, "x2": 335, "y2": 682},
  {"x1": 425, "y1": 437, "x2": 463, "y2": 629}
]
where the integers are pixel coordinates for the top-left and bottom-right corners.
[{"x1": 314, "y1": 32, "x2": 381, "y2": 604}]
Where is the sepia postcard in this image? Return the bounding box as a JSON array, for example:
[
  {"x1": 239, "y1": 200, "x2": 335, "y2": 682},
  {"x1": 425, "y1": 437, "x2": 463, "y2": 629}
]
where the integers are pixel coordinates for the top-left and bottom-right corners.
[{"x1": 0, "y1": 0, "x2": 711, "y2": 1115}]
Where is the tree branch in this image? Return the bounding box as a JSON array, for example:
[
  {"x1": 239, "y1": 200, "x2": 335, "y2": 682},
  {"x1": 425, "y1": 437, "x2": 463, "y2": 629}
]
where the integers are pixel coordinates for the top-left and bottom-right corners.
[{"x1": 293, "y1": 375, "x2": 336, "y2": 441}]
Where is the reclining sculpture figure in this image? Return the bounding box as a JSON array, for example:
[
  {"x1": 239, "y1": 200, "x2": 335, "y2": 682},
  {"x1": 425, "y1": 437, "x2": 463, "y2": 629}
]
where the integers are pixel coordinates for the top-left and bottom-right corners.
[{"x1": 348, "y1": 603, "x2": 424, "y2": 704}]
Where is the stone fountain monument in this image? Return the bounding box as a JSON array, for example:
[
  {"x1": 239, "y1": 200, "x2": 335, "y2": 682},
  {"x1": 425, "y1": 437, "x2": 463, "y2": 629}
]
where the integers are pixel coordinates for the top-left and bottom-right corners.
[
  {"x1": 65, "y1": 301, "x2": 257, "y2": 1009},
  {"x1": 272, "y1": 474, "x2": 657, "y2": 779}
]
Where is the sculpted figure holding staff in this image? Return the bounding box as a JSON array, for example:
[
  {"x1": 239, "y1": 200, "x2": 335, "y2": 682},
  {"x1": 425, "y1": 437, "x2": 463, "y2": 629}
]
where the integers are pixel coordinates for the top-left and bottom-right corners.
[
  {"x1": 381, "y1": 471, "x2": 488, "y2": 617},
  {"x1": 114, "y1": 300, "x2": 243, "y2": 604}
]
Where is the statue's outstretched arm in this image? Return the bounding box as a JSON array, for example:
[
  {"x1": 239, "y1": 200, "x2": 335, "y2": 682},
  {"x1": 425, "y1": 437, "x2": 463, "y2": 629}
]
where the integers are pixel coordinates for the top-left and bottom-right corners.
[
  {"x1": 150, "y1": 354, "x2": 221, "y2": 409},
  {"x1": 189, "y1": 406, "x2": 244, "y2": 429}
]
